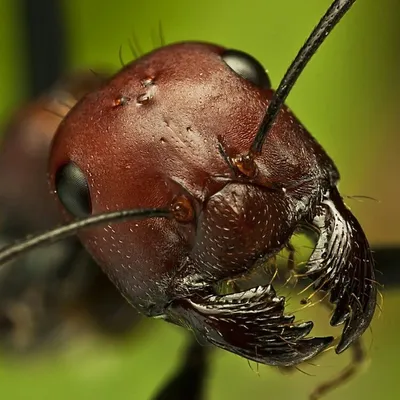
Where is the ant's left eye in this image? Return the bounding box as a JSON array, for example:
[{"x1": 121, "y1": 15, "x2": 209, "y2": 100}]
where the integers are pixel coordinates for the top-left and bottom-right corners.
[
  {"x1": 55, "y1": 162, "x2": 92, "y2": 218},
  {"x1": 221, "y1": 49, "x2": 271, "y2": 89}
]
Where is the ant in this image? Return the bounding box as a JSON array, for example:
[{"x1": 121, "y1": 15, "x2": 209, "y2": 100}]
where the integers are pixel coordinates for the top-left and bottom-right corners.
[{"x1": 1, "y1": 0, "x2": 397, "y2": 398}]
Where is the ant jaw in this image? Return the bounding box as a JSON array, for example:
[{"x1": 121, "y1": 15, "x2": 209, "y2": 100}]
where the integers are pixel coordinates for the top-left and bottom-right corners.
[
  {"x1": 301, "y1": 187, "x2": 377, "y2": 353},
  {"x1": 165, "y1": 285, "x2": 334, "y2": 367}
]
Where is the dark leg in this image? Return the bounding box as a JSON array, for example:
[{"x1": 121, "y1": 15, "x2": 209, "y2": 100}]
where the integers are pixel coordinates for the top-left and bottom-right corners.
[
  {"x1": 152, "y1": 338, "x2": 211, "y2": 400},
  {"x1": 372, "y1": 247, "x2": 400, "y2": 288},
  {"x1": 20, "y1": 0, "x2": 66, "y2": 97},
  {"x1": 309, "y1": 338, "x2": 365, "y2": 400}
]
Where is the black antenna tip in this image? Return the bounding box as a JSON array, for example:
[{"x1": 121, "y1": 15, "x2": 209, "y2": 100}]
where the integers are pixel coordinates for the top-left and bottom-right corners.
[{"x1": 250, "y1": 0, "x2": 357, "y2": 155}]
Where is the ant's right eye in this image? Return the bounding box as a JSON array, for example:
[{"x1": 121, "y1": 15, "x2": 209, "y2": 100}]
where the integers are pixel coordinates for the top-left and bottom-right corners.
[
  {"x1": 55, "y1": 162, "x2": 92, "y2": 218},
  {"x1": 221, "y1": 49, "x2": 271, "y2": 89}
]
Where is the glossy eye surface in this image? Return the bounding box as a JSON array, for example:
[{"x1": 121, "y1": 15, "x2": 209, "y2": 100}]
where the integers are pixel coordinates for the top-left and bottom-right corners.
[
  {"x1": 221, "y1": 49, "x2": 271, "y2": 89},
  {"x1": 55, "y1": 162, "x2": 91, "y2": 218}
]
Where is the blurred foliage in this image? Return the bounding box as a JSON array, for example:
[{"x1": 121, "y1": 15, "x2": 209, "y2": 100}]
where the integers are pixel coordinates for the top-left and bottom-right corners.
[{"x1": 0, "y1": 0, "x2": 399, "y2": 399}]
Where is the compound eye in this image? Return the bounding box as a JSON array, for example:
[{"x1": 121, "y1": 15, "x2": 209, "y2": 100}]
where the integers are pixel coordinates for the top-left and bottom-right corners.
[
  {"x1": 55, "y1": 162, "x2": 91, "y2": 218},
  {"x1": 221, "y1": 49, "x2": 271, "y2": 89}
]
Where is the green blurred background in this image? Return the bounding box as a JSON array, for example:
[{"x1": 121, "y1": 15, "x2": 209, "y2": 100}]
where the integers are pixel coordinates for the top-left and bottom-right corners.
[{"x1": 0, "y1": 0, "x2": 399, "y2": 399}]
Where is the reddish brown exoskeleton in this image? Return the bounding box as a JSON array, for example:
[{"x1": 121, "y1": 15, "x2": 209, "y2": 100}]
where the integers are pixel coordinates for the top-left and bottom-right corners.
[{"x1": 0, "y1": 0, "x2": 377, "y2": 398}]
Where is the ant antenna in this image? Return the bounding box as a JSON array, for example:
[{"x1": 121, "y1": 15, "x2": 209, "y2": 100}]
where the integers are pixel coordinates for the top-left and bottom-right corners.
[
  {"x1": 0, "y1": 208, "x2": 171, "y2": 267},
  {"x1": 250, "y1": 0, "x2": 356, "y2": 155}
]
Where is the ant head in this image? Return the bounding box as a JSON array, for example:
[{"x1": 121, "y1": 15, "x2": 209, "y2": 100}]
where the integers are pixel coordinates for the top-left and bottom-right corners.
[
  {"x1": 48, "y1": 42, "x2": 339, "y2": 310},
  {"x1": 1, "y1": 0, "x2": 374, "y2": 362},
  {"x1": 45, "y1": 1, "x2": 355, "y2": 315}
]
